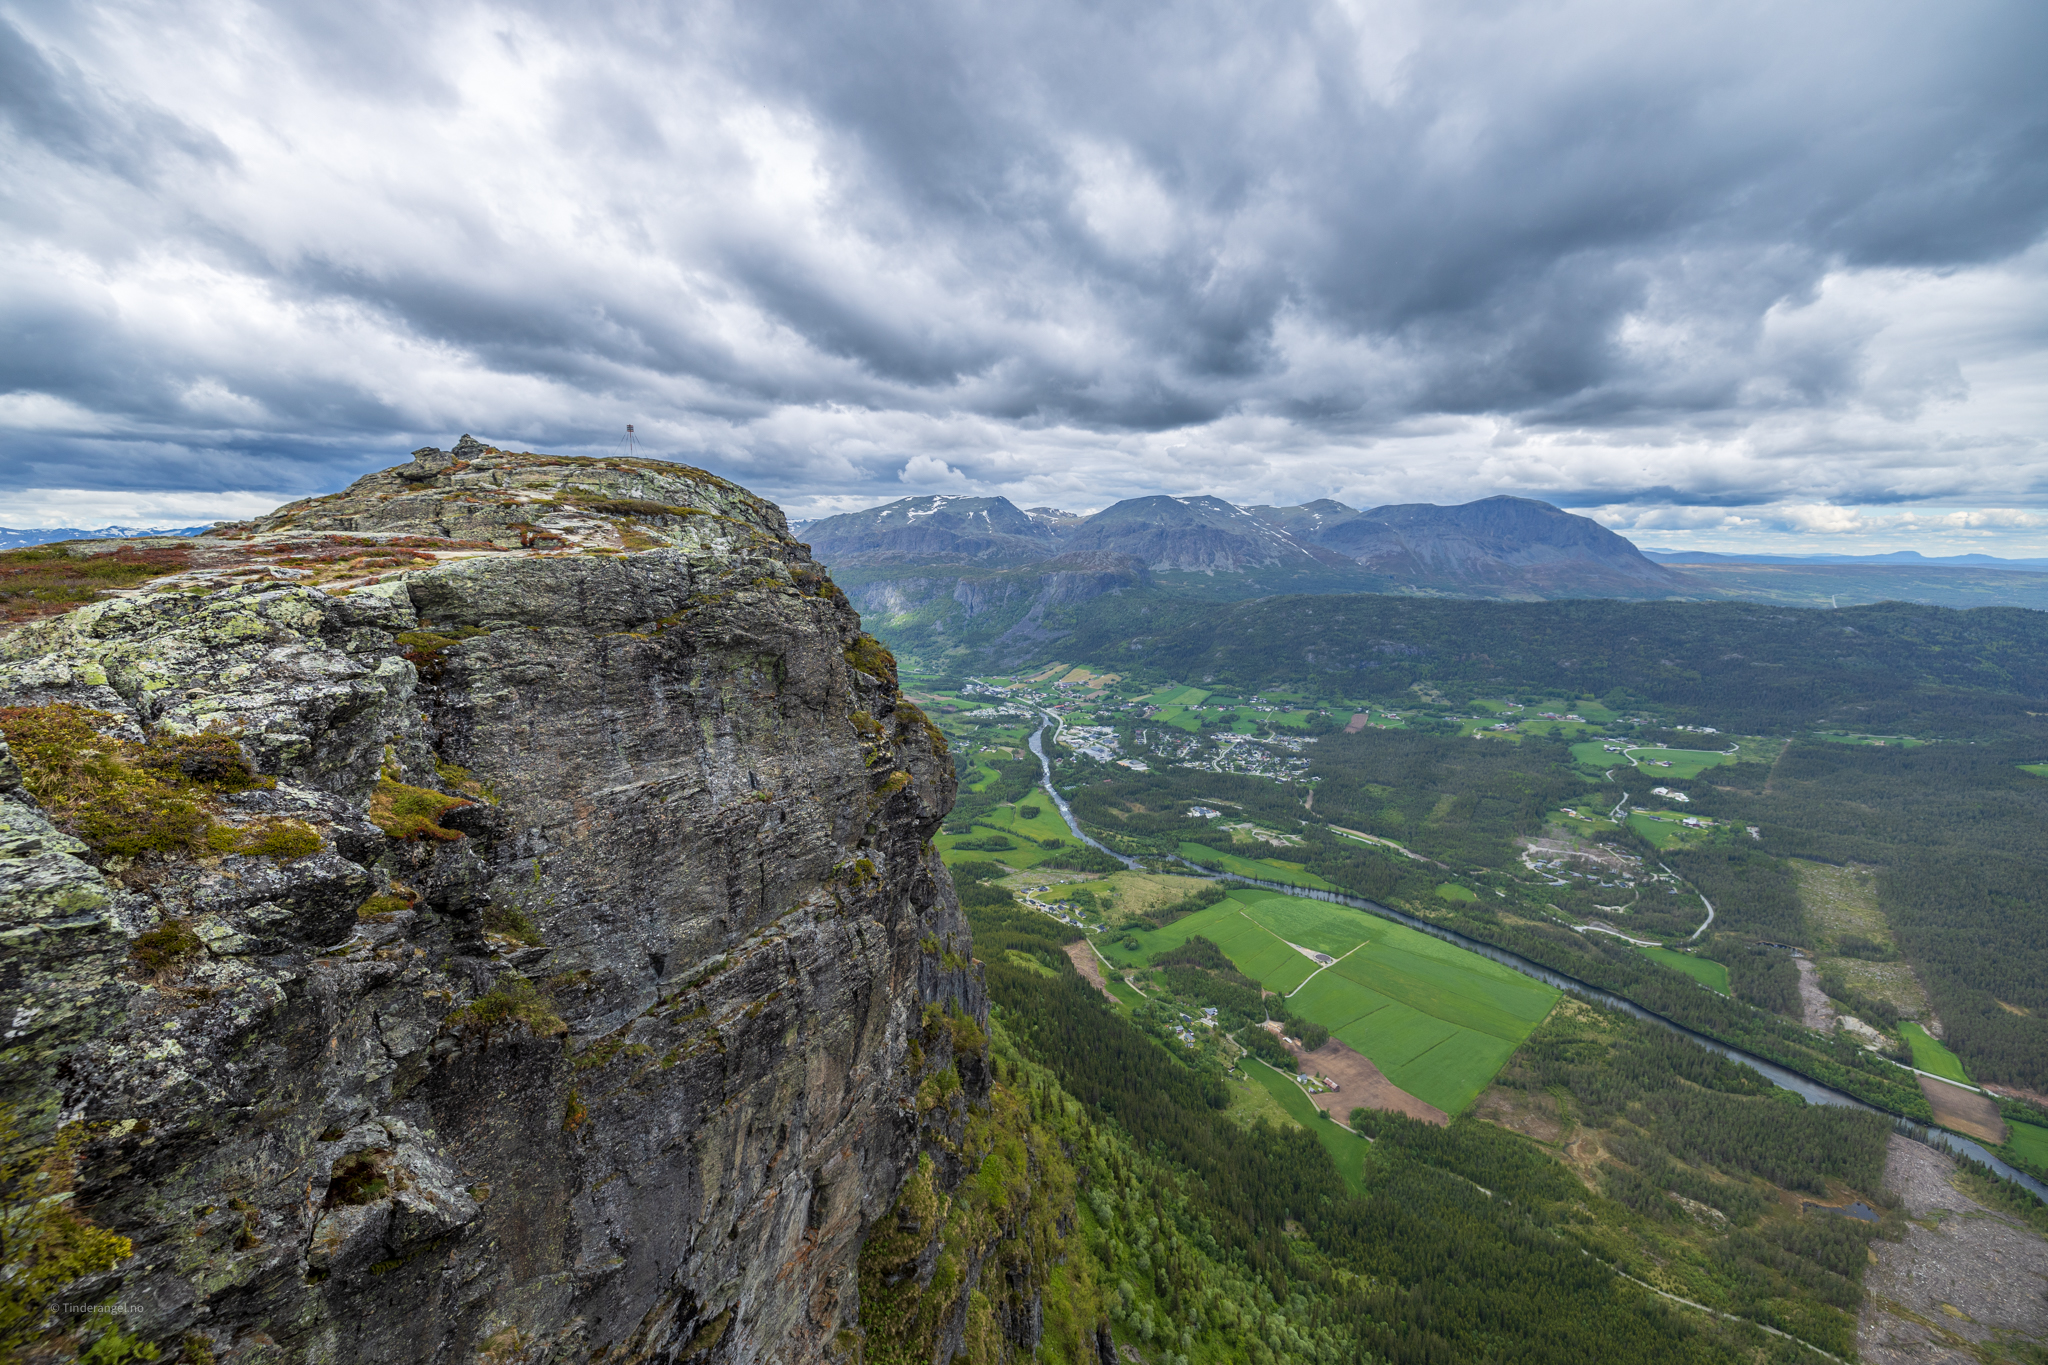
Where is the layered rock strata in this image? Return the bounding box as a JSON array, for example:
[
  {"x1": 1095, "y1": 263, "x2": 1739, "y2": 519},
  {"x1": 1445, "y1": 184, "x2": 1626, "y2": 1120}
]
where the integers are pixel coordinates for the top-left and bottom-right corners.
[{"x1": 0, "y1": 441, "x2": 984, "y2": 1363}]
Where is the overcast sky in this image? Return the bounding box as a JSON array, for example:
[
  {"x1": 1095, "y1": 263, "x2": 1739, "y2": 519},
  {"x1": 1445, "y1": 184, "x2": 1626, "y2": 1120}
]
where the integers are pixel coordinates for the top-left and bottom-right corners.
[{"x1": 4, "y1": 0, "x2": 2046, "y2": 552}]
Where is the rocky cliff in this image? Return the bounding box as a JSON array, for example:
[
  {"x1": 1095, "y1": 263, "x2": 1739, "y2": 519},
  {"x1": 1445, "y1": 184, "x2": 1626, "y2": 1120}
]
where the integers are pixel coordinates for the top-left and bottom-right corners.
[{"x1": 0, "y1": 439, "x2": 992, "y2": 1364}]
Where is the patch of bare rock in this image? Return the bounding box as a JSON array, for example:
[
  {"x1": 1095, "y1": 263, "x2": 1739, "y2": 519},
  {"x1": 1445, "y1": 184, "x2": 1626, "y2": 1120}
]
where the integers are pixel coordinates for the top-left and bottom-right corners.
[{"x1": 1858, "y1": 1134, "x2": 2048, "y2": 1364}]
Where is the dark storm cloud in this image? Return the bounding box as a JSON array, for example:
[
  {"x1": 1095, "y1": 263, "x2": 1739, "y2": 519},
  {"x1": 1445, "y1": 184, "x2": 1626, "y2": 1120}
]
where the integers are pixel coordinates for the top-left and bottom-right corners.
[
  {"x1": 0, "y1": 14, "x2": 228, "y2": 183},
  {"x1": 0, "y1": 0, "x2": 2045, "y2": 534}
]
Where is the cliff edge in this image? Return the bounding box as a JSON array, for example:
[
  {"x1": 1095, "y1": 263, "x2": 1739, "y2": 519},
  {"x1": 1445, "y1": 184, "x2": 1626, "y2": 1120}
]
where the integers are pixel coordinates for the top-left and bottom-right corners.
[{"x1": 0, "y1": 438, "x2": 987, "y2": 1363}]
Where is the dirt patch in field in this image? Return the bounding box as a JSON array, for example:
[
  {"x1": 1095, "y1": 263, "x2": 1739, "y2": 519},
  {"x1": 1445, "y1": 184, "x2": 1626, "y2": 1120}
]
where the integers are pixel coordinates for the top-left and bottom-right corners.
[
  {"x1": 1063, "y1": 941, "x2": 1114, "y2": 1001},
  {"x1": 1471, "y1": 1086, "x2": 1564, "y2": 1144},
  {"x1": 1343, "y1": 712, "x2": 1371, "y2": 734},
  {"x1": 1918, "y1": 1075, "x2": 2006, "y2": 1144},
  {"x1": 1285, "y1": 1033, "x2": 1447, "y2": 1127},
  {"x1": 1858, "y1": 1134, "x2": 2048, "y2": 1364}
]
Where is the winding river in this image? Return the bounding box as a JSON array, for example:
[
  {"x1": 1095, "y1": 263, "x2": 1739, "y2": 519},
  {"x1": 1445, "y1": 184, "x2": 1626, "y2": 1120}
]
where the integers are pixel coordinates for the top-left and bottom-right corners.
[{"x1": 1023, "y1": 713, "x2": 2047, "y2": 1201}]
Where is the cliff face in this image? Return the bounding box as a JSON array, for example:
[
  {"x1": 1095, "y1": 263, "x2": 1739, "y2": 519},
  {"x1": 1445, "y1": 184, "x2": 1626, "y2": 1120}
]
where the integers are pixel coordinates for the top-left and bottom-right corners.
[{"x1": 0, "y1": 441, "x2": 985, "y2": 1363}]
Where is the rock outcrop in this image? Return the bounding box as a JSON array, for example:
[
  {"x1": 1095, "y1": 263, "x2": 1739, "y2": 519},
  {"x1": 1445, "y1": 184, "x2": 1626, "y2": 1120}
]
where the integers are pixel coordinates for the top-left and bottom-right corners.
[{"x1": 0, "y1": 440, "x2": 985, "y2": 1363}]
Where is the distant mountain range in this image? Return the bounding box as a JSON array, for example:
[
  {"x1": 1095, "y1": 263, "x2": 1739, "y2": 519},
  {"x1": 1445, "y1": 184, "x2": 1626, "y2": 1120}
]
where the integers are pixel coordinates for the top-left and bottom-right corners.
[
  {"x1": 800, "y1": 493, "x2": 2048, "y2": 669},
  {"x1": 1643, "y1": 548, "x2": 2048, "y2": 571},
  {"x1": 0, "y1": 525, "x2": 210, "y2": 549},
  {"x1": 805, "y1": 492, "x2": 1684, "y2": 596}
]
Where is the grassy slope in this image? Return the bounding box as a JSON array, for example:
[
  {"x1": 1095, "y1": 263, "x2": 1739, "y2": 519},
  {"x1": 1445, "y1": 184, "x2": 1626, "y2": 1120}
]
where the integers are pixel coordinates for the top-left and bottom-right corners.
[
  {"x1": 1177, "y1": 841, "x2": 1338, "y2": 890},
  {"x1": 1638, "y1": 945, "x2": 1731, "y2": 994},
  {"x1": 1900, "y1": 1021, "x2": 1972, "y2": 1083}
]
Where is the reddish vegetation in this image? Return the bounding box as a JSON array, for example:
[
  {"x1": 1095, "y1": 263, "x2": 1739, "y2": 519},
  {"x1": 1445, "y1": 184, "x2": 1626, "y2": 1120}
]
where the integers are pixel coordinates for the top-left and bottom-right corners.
[
  {"x1": 0, "y1": 531, "x2": 517, "y2": 635},
  {"x1": 0, "y1": 544, "x2": 192, "y2": 625}
]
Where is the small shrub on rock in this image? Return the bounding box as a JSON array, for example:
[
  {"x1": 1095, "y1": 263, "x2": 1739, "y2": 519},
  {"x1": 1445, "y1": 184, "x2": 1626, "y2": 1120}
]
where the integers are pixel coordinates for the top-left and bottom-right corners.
[
  {"x1": 444, "y1": 974, "x2": 566, "y2": 1040},
  {"x1": 129, "y1": 919, "x2": 204, "y2": 977}
]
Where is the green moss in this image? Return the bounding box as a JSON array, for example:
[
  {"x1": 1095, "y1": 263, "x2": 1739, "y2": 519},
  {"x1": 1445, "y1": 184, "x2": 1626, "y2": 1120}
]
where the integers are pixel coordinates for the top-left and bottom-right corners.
[
  {"x1": 369, "y1": 776, "x2": 470, "y2": 841},
  {"x1": 138, "y1": 733, "x2": 263, "y2": 791},
  {"x1": 878, "y1": 770, "x2": 912, "y2": 796},
  {"x1": 444, "y1": 973, "x2": 567, "y2": 1040},
  {"x1": 0, "y1": 704, "x2": 271, "y2": 859},
  {"x1": 893, "y1": 699, "x2": 949, "y2": 759},
  {"x1": 434, "y1": 760, "x2": 495, "y2": 803},
  {"x1": 482, "y1": 903, "x2": 543, "y2": 945},
  {"x1": 355, "y1": 894, "x2": 411, "y2": 921},
  {"x1": 563, "y1": 1090, "x2": 589, "y2": 1132},
  {"x1": 844, "y1": 634, "x2": 899, "y2": 689},
  {"x1": 945, "y1": 1003, "x2": 988, "y2": 1057},
  {"x1": 570, "y1": 1034, "x2": 648, "y2": 1072},
  {"x1": 130, "y1": 920, "x2": 203, "y2": 977},
  {"x1": 393, "y1": 626, "x2": 488, "y2": 677},
  {"x1": 915, "y1": 1066, "x2": 962, "y2": 1114},
  {"x1": 0, "y1": 1113, "x2": 139, "y2": 1360},
  {"x1": 219, "y1": 820, "x2": 321, "y2": 860}
]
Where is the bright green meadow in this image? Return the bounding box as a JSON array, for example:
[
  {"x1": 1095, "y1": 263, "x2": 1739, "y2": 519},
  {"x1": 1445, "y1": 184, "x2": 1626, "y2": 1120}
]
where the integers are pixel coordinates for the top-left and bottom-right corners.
[
  {"x1": 1637, "y1": 945, "x2": 1730, "y2": 995},
  {"x1": 1899, "y1": 1021, "x2": 1972, "y2": 1083},
  {"x1": 1099, "y1": 889, "x2": 1559, "y2": 1113}
]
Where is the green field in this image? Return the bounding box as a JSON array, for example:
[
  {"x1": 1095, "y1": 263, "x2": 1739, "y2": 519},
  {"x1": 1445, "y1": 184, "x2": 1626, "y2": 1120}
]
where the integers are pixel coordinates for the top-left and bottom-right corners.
[
  {"x1": 2020, "y1": 763, "x2": 2048, "y2": 779},
  {"x1": 1099, "y1": 889, "x2": 1558, "y2": 1113},
  {"x1": 2001, "y1": 1120, "x2": 2048, "y2": 1178},
  {"x1": 1814, "y1": 732, "x2": 1929, "y2": 748},
  {"x1": 1622, "y1": 810, "x2": 1720, "y2": 855},
  {"x1": 1624, "y1": 747, "x2": 1736, "y2": 779},
  {"x1": 1900, "y1": 1021, "x2": 1972, "y2": 1083},
  {"x1": 1571, "y1": 739, "x2": 1635, "y2": 769},
  {"x1": 1625, "y1": 812, "x2": 1696, "y2": 849},
  {"x1": 1242, "y1": 1057, "x2": 1369, "y2": 1193},
  {"x1": 1434, "y1": 883, "x2": 1478, "y2": 902},
  {"x1": 1177, "y1": 842, "x2": 1338, "y2": 890},
  {"x1": 1101, "y1": 973, "x2": 1144, "y2": 1006},
  {"x1": 1637, "y1": 945, "x2": 1730, "y2": 994},
  {"x1": 937, "y1": 791, "x2": 1074, "y2": 869},
  {"x1": 1546, "y1": 805, "x2": 1623, "y2": 836}
]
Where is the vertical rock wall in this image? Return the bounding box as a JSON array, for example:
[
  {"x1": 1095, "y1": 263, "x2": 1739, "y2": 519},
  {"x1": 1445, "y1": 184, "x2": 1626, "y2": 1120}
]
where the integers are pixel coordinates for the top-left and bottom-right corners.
[{"x1": 0, "y1": 460, "x2": 984, "y2": 1363}]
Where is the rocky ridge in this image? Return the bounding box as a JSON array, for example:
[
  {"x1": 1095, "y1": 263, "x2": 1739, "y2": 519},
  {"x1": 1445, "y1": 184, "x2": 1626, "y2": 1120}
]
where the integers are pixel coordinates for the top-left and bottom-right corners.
[{"x1": 0, "y1": 438, "x2": 1005, "y2": 1364}]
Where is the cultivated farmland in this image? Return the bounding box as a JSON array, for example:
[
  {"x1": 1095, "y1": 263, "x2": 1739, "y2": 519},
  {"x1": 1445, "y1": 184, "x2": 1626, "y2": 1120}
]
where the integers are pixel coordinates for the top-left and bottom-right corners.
[{"x1": 1097, "y1": 888, "x2": 1559, "y2": 1113}]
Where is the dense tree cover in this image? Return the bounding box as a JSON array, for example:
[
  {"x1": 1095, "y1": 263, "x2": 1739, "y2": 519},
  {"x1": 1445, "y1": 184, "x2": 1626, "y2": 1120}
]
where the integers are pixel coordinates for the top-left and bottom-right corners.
[
  {"x1": 1310, "y1": 728, "x2": 1587, "y2": 868},
  {"x1": 1662, "y1": 848, "x2": 1805, "y2": 944},
  {"x1": 1492, "y1": 1006, "x2": 1893, "y2": 1344},
  {"x1": 1705, "y1": 739, "x2": 2048, "y2": 1088},
  {"x1": 1509, "y1": 1016, "x2": 1890, "y2": 1194},
  {"x1": 1053, "y1": 593, "x2": 2048, "y2": 735},
  {"x1": 1715, "y1": 940, "x2": 1804, "y2": 1018},
  {"x1": 948, "y1": 895, "x2": 1892, "y2": 1364}
]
